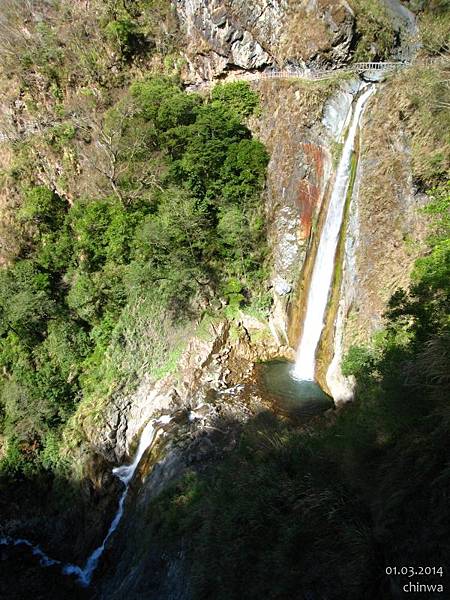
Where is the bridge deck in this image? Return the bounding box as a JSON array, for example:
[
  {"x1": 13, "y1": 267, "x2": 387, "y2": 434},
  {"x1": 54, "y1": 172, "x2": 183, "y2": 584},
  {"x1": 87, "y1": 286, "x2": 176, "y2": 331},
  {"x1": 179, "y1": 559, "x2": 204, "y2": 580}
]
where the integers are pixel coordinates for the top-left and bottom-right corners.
[{"x1": 195, "y1": 62, "x2": 410, "y2": 89}]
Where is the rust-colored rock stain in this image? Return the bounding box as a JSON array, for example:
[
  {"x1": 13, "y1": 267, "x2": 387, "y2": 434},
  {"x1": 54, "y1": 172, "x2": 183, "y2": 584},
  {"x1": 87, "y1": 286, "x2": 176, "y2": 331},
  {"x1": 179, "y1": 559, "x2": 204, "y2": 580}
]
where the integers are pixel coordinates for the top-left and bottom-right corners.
[{"x1": 297, "y1": 142, "x2": 326, "y2": 239}]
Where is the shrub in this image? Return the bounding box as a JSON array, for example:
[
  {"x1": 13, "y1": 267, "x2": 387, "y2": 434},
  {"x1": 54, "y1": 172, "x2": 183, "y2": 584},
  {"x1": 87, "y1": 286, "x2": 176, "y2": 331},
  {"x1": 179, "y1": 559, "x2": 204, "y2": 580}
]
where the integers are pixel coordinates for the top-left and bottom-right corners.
[
  {"x1": 341, "y1": 345, "x2": 374, "y2": 377},
  {"x1": 211, "y1": 81, "x2": 260, "y2": 118},
  {"x1": 351, "y1": 0, "x2": 397, "y2": 61},
  {"x1": 19, "y1": 186, "x2": 67, "y2": 233}
]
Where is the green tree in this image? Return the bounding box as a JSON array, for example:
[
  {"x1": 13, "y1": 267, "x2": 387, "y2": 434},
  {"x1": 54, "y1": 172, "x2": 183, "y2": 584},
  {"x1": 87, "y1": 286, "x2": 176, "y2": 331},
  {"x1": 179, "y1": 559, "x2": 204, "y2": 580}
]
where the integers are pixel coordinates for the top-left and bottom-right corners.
[
  {"x1": 211, "y1": 81, "x2": 260, "y2": 118},
  {"x1": 129, "y1": 188, "x2": 211, "y2": 311},
  {"x1": 0, "y1": 260, "x2": 55, "y2": 341},
  {"x1": 131, "y1": 77, "x2": 200, "y2": 130},
  {"x1": 19, "y1": 186, "x2": 67, "y2": 234}
]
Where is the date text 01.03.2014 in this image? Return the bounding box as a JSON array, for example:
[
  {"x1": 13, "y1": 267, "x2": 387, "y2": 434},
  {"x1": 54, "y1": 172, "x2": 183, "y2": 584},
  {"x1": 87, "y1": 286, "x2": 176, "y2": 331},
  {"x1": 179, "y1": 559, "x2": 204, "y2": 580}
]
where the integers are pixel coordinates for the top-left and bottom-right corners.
[{"x1": 385, "y1": 566, "x2": 444, "y2": 578}]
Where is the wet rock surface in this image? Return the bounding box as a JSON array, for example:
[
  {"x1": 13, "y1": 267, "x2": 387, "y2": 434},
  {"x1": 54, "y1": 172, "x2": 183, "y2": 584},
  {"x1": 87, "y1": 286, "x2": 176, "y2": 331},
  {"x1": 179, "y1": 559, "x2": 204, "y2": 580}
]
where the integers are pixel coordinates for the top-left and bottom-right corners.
[
  {"x1": 249, "y1": 78, "x2": 362, "y2": 345},
  {"x1": 322, "y1": 78, "x2": 361, "y2": 138}
]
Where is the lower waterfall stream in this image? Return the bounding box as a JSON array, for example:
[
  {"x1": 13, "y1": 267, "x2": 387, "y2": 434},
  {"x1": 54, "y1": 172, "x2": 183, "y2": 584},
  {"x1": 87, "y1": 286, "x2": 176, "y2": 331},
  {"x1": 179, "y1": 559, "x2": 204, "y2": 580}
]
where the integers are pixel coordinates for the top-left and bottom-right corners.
[
  {"x1": 293, "y1": 84, "x2": 375, "y2": 381},
  {"x1": 0, "y1": 414, "x2": 172, "y2": 587}
]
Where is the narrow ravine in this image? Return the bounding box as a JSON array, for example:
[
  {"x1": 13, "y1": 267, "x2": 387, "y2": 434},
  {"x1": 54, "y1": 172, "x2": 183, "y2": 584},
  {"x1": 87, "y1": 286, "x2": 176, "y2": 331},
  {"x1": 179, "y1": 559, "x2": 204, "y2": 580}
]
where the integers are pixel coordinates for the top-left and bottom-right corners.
[
  {"x1": 293, "y1": 84, "x2": 375, "y2": 381},
  {"x1": 0, "y1": 414, "x2": 172, "y2": 587}
]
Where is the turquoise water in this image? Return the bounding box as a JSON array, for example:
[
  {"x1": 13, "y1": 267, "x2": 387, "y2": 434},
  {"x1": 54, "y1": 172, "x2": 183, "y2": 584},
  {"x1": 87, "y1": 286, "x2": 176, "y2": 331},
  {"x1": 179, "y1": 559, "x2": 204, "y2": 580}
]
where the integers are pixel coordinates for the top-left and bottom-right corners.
[{"x1": 261, "y1": 359, "x2": 333, "y2": 418}]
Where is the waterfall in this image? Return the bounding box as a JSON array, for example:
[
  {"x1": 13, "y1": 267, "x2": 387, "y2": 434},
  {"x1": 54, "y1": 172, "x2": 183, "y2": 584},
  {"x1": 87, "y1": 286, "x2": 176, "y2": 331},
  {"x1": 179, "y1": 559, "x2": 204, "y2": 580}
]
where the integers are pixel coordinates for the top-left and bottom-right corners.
[
  {"x1": 0, "y1": 414, "x2": 172, "y2": 587},
  {"x1": 293, "y1": 85, "x2": 375, "y2": 381}
]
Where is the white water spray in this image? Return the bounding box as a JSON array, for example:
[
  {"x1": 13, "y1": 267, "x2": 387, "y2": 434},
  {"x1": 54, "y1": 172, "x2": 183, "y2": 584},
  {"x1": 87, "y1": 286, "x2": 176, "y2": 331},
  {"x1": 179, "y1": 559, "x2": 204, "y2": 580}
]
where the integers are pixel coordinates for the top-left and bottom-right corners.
[
  {"x1": 293, "y1": 85, "x2": 375, "y2": 381},
  {"x1": 0, "y1": 414, "x2": 172, "y2": 587}
]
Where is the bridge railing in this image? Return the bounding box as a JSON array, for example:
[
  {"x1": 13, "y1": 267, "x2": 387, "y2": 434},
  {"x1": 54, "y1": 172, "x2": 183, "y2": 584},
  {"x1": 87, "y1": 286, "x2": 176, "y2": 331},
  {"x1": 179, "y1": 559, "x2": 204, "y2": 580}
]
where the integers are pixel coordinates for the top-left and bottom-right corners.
[{"x1": 238, "y1": 62, "x2": 408, "y2": 81}]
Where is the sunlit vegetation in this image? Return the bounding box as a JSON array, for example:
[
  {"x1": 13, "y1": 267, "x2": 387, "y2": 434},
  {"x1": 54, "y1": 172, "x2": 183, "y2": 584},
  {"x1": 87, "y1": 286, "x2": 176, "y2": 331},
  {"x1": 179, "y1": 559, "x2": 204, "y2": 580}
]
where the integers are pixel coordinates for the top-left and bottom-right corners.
[
  {"x1": 416, "y1": 0, "x2": 450, "y2": 57},
  {"x1": 0, "y1": 78, "x2": 268, "y2": 477},
  {"x1": 364, "y1": 61, "x2": 449, "y2": 200}
]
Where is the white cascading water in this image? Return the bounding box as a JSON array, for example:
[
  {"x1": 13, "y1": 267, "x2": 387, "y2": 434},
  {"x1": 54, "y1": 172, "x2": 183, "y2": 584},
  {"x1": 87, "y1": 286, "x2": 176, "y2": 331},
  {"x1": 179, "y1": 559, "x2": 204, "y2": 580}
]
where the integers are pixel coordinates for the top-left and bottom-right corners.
[
  {"x1": 293, "y1": 85, "x2": 374, "y2": 381},
  {"x1": 0, "y1": 414, "x2": 172, "y2": 587}
]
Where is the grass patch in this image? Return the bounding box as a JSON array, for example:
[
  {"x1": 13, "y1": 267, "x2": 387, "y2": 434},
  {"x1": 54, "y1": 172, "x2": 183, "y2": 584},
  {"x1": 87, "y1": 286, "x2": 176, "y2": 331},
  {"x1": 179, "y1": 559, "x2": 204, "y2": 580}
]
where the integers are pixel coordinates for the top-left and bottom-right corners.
[
  {"x1": 365, "y1": 63, "x2": 449, "y2": 189},
  {"x1": 62, "y1": 297, "x2": 192, "y2": 449},
  {"x1": 350, "y1": 0, "x2": 397, "y2": 61}
]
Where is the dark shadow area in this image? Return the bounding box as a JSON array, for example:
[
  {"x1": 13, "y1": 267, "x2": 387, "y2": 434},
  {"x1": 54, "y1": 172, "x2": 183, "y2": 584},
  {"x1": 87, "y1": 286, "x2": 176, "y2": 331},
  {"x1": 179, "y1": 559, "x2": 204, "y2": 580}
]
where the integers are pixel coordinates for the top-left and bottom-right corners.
[
  {"x1": 0, "y1": 452, "x2": 122, "y2": 600},
  {"x1": 0, "y1": 544, "x2": 91, "y2": 600},
  {"x1": 2, "y1": 333, "x2": 449, "y2": 600},
  {"x1": 135, "y1": 389, "x2": 449, "y2": 600}
]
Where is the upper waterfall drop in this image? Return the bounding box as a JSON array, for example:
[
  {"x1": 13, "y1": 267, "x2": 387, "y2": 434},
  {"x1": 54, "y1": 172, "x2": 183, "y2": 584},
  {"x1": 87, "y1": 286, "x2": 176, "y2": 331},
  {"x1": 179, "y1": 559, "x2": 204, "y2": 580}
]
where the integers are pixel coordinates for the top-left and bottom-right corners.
[{"x1": 293, "y1": 85, "x2": 375, "y2": 381}]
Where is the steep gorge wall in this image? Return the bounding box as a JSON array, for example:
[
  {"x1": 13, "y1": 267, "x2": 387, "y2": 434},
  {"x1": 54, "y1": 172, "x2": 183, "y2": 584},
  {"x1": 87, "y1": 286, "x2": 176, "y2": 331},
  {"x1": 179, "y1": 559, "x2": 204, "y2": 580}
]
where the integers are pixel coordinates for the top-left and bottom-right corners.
[
  {"x1": 71, "y1": 2, "x2": 424, "y2": 475},
  {"x1": 173, "y1": 0, "x2": 356, "y2": 83},
  {"x1": 247, "y1": 69, "x2": 427, "y2": 402},
  {"x1": 249, "y1": 77, "x2": 363, "y2": 350},
  {"x1": 82, "y1": 76, "x2": 358, "y2": 591}
]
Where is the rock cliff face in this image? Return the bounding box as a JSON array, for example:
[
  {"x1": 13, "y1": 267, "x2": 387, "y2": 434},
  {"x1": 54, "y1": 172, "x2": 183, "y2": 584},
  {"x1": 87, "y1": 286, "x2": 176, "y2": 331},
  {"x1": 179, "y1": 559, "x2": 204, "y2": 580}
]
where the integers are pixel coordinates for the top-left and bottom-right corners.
[
  {"x1": 174, "y1": 0, "x2": 356, "y2": 82},
  {"x1": 249, "y1": 77, "x2": 362, "y2": 346},
  {"x1": 173, "y1": 0, "x2": 283, "y2": 81},
  {"x1": 346, "y1": 89, "x2": 428, "y2": 346},
  {"x1": 326, "y1": 78, "x2": 428, "y2": 401},
  {"x1": 243, "y1": 71, "x2": 426, "y2": 404},
  {"x1": 83, "y1": 319, "x2": 288, "y2": 466},
  {"x1": 381, "y1": 0, "x2": 418, "y2": 60}
]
